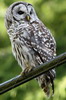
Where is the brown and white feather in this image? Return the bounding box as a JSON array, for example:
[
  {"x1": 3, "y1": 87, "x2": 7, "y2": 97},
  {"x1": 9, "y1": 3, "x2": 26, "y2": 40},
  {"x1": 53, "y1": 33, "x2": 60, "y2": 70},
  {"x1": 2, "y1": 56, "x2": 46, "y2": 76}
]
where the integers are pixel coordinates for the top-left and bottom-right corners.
[{"x1": 5, "y1": 1, "x2": 56, "y2": 97}]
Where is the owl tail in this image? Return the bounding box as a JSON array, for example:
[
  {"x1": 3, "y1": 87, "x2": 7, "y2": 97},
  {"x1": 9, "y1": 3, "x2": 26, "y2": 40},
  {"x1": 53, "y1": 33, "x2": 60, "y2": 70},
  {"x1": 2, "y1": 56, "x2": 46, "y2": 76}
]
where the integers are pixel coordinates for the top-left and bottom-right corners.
[{"x1": 37, "y1": 69, "x2": 56, "y2": 97}]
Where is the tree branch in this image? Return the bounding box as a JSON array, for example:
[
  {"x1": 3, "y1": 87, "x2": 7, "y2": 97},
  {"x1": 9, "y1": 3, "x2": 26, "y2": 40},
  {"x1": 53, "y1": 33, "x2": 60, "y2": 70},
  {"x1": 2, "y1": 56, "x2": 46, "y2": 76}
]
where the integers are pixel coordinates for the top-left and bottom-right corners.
[{"x1": 0, "y1": 52, "x2": 66, "y2": 95}]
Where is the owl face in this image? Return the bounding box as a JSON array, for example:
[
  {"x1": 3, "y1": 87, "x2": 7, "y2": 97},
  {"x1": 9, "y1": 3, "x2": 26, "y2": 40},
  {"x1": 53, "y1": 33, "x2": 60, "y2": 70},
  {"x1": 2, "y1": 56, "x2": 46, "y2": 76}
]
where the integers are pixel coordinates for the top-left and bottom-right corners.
[{"x1": 5, "y1": 2, "x2": 38, "y2": 29}]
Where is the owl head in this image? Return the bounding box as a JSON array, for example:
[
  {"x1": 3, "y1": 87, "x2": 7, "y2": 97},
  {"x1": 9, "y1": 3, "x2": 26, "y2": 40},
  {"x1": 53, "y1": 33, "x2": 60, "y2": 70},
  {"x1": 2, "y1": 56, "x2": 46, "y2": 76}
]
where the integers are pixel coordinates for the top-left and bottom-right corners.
[{"x1": 5, "y1": 1, "x2": 39, "y2": 29}]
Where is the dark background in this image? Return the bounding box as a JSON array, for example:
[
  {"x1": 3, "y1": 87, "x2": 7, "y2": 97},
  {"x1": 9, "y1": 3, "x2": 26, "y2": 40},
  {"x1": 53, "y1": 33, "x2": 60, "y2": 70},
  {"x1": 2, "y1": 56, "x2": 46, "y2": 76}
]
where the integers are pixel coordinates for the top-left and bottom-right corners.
[{"x1": 0, "y1": 0, "x2": 66, "y2": 100}]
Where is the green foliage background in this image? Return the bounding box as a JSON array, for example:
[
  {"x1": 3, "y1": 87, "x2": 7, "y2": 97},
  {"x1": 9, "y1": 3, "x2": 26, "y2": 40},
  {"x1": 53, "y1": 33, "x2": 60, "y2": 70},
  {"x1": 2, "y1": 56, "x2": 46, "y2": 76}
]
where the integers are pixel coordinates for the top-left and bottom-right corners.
[{"x1": 0, "y1": 0, "x2": 66, "y2": 100}]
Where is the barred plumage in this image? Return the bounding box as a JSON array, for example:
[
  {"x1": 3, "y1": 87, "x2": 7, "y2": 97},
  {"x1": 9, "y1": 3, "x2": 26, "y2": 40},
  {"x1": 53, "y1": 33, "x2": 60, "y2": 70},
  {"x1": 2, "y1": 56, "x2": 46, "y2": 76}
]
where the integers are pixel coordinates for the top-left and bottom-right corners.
[{"x1": 5, "y1": 1, "x2": 56, "y2": 97}]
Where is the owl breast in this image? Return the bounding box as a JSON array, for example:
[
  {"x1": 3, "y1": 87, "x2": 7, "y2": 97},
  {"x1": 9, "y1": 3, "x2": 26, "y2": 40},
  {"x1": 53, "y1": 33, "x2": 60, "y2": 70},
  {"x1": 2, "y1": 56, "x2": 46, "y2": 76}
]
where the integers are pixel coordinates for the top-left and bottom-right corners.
[
  {"x1": 10, "y1": 21, "x2": 56, "y2": 71},
  {"x1": 11, "y1": 23, "x2": 36, "y2": 70}
]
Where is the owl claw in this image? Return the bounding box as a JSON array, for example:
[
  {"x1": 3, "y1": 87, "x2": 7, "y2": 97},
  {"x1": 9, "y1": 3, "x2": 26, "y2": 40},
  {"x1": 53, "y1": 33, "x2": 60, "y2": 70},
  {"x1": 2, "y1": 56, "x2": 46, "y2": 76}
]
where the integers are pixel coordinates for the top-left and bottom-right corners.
[{"x1": 20, "y1": 66, "x2": 35, "y2": 76}]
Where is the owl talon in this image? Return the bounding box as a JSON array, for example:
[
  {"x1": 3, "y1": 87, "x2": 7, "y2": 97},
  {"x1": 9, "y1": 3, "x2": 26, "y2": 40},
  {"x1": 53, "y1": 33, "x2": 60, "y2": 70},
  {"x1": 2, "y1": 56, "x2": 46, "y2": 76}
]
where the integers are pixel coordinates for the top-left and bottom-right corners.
[{"x1": 20, "y1": 67, "x2": 35, "y2": 76}]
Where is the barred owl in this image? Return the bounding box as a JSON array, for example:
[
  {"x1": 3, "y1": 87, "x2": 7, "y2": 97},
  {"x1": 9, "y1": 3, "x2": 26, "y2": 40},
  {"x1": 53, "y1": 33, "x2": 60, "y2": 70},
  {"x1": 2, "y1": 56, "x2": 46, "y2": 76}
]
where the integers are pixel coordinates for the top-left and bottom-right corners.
[{"x1": 5, "y1": 1, "x2": 56, "y2": 97}]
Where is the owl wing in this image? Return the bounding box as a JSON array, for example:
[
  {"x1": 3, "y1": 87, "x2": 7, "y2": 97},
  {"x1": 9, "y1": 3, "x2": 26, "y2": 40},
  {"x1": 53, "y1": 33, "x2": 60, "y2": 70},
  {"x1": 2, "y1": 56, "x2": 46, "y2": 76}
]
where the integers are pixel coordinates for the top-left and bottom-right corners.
[
  {"x1": 22, "y1": 22, "x2": 56, "y2": 95},
  {"x1": 24, "y1": 22, "x2": 56, "y2": 63}
]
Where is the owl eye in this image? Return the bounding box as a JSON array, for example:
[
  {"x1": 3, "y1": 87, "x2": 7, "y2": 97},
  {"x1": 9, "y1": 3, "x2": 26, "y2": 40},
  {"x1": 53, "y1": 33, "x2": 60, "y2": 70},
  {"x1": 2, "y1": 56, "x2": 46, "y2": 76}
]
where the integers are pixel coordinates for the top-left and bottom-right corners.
[
  {"x1": 17, "y1": 11, "x2": 24, "y2": 15},
  {"x1": 30, "y1": 9, "x2": 33, "y2": 15},
  {"x1": 30, "y1": 11, "x2": 32, "y2": 15}
]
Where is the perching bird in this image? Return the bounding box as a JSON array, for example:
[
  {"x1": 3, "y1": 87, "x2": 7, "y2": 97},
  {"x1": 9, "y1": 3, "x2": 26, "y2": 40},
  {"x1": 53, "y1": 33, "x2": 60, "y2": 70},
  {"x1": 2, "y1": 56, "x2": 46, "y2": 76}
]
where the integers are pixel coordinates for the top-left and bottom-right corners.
[{"x1": 5, "y1": 1, "x2": 56, "y2": 97}]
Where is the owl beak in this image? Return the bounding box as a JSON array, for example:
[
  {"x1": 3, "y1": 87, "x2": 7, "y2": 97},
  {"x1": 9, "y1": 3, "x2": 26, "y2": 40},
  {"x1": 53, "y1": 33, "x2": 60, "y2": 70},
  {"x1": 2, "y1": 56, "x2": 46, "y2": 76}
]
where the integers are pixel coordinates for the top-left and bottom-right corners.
[{"x1": 26, "y1": 15, "x2": 31, "y2": 21}]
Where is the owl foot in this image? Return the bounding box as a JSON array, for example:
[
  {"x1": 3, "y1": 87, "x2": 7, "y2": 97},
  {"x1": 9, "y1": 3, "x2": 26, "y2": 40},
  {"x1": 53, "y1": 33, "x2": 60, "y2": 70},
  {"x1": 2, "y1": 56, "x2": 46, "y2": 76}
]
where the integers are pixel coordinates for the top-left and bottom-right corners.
[{"x1": 20, "y1": 66, "x2": 35, "y2": 76}]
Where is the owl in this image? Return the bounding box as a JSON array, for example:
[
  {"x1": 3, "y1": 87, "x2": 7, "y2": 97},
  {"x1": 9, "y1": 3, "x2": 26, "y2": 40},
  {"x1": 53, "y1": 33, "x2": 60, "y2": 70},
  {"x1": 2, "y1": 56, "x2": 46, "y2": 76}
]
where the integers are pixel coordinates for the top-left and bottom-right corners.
[{"x1": 5, "y1": 1, "x2": 56, "y2": 97}]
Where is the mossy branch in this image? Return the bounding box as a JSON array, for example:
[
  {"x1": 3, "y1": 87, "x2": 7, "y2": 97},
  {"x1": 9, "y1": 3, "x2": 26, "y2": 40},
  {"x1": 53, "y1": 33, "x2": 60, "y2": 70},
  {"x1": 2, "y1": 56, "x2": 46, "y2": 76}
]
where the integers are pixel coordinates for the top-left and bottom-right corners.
[{"x1": 0, "y1": 52, "x2": 66, "y2": 95}]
